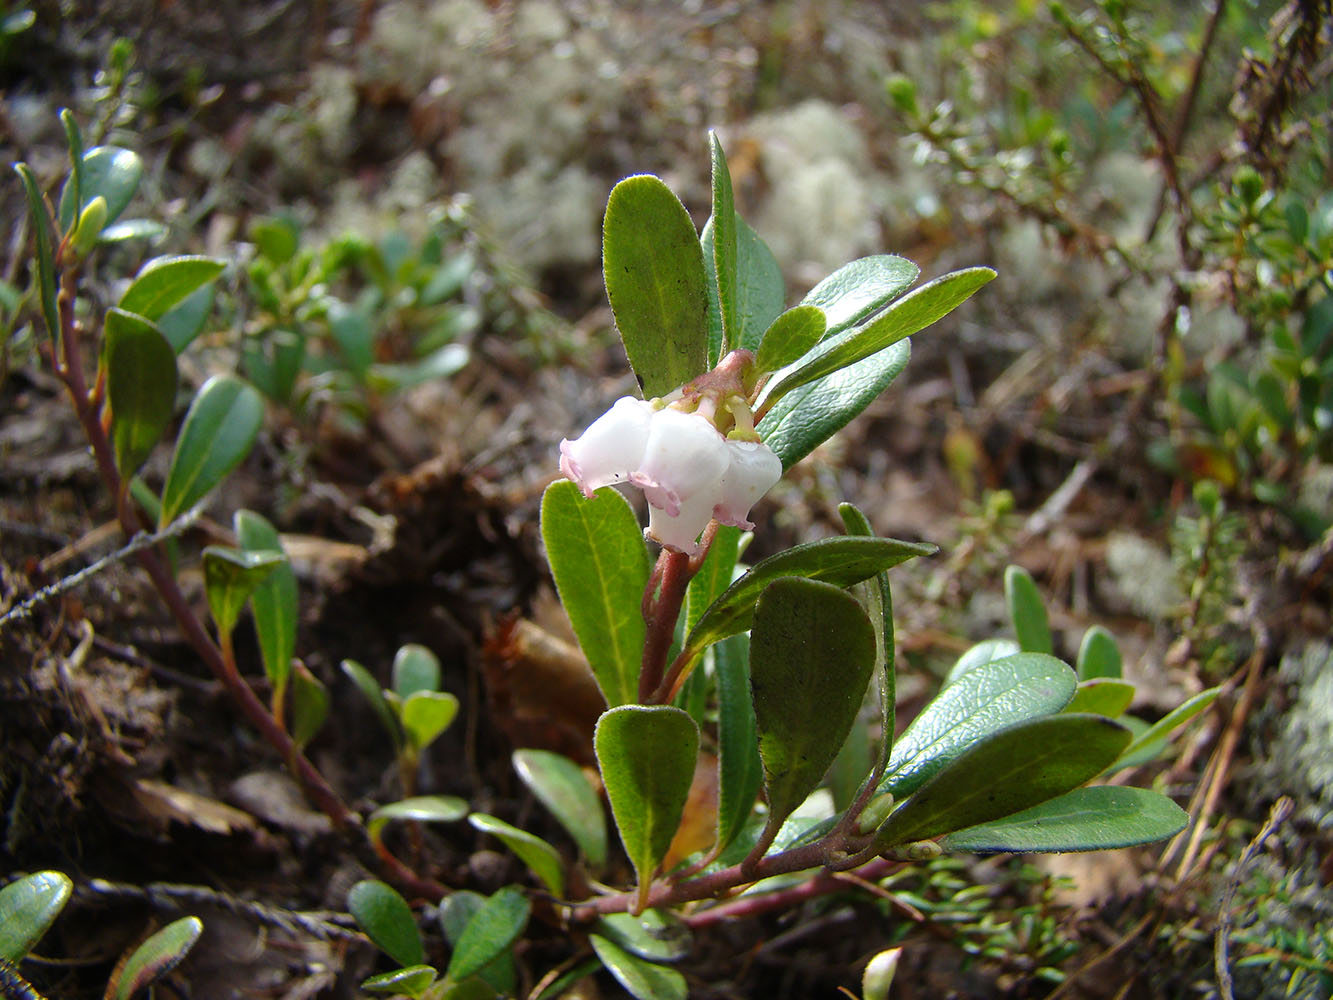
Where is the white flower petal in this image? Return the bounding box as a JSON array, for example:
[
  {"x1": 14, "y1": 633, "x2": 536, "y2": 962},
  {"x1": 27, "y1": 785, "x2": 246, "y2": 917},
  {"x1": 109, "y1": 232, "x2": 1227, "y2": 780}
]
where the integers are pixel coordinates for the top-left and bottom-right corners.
[
  {"x1": 714, "y1": 439, "x2": 783, "y2": 529},
  {"x1": 646, "y1": 489, "x2": 717, "y2": 557},
  {"x1": 630, "y1": 408, "x2": 729, "y2": 515},
  {"x1": 558, "y1": 396, "x2": 653, "y2": 497}
]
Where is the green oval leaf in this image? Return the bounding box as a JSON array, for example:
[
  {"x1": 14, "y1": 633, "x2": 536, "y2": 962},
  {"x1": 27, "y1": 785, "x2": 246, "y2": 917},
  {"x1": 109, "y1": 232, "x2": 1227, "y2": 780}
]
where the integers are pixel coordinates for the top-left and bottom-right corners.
[
  {"x1": 703, "y1": 214, "x2": 785, "y2": 363},
  {"x1": 58, "y1": 145, "x2": 142, "y2": 229},
  {"x1": 944, "y1": 638, "x2": 1021, "y2": 685},
  {"x1": 1064, "y1": 678, "x2": 1135, "y2": 718},
  {"x1": 361, "y1": 965, "x2": 438, "y2": 997},
  {"x1": 750, "y1": 578, "x2": 876, "y2": 832},
  {"x1": 445, "y1": 886, "x2": 530, "y2": 984},
  {"x1": 603, "y1": 175, "x2": 709, "y2": 397},
  {"x1": 1076, "y1": 625, "x2": 1123, "y2": 680},
  {"x1": 160, "y1": 375, "x2": 264, "y2": 526},
  {"x1": 755, "y1": 305, "x2": 827, "y2": 374},
  {"x1": 438, "y1": 890, "x2": 517, "y2": 995},
  {"x1": 512, "y1": 749, "x2": 607, "y2": 868},
  {"x1": 368, "y1": 795, "x2": 469, "y2": 845},
  {"x1": 158, "y1": 284, "x2": 216, "y2": 354},
  {"x1": 594, "y1": 706, "x2": 699, "y2": 909},
  {"x1": 234, "y1": 510, "x2": 297, "y2": 698},
  {"x1": 201, "y1": 545, "x2": 284, "y2": 638},
  {"x1": 874, "y1": 714, "x2": 1132, "y2": 848},
  {"x1": 103, "y1": 307, "x2": 179, "y2": 478},
  {"x1": 880, "y1": 653, "x2": 1077, "y2": 798},
  {"x1": 467, "y1": 814, "x2": 565, "y2": 897},
  {"x1": 713, "y1": 632, "x2": 763, "y2": 857},
  {"x1": 290, "y1": 660, "x2": 329, "y2": 749},
  {"x1": 1119, "y1": 686, "x2": 1222, "y2": 763},
  {"x1": 13, "y1": 164, "x2": 59, "y2": 344},
  {"x1": 801, "y1": 255, "x2": 921, "y2": 336},
  {"x1": 541, "y1": 481, "x2": 651, "y2": 708},
  {"x1": 119, "y1": 256, "x2": 226, "y2": 321},
  {"x1": 347, "y1": 880, "x2": 424, "y2": 968},
  {"x1": 0, "y1": 871, "x2": 71, "y2": 962},
  {"x1": 401, "y1": 690, "x2": 460, "y2": 753},
  {"x1": 685, "y1": 535, "x2": 934, "y2": 658},
  {"x1": 589, "y1": 934, "x2": 687, "y2": 1000},
  {"x1": 392, "y1": 644, "x2": 441, "y2": 698},
  {"x1": 940, "y1": 785, "x2": 1189, "y2": 854},
  {"x1": 342, "y1": 659, "x2": 402, "y2": 751},
  {"x1": 1005, "y1": 565, "x2": 1052, "y2": 654},
  {"x1": 112, "y1": 915, "x2": 203, "y2": 1000},
  {"x1": 708, "y1": 132, "x2": 740, "y2": 358},
  {"x1": 594, "y1": 909, "x2": 691, "y2": 964}
]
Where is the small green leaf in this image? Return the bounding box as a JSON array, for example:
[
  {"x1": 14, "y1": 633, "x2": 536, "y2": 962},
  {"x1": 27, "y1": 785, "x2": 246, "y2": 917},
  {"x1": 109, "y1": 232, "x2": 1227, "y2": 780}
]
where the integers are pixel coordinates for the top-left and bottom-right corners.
[
  {"x1": 60, "y1": 110, "x2": 85, "y2": 217},
  {"x1": 541, "y1": 481, "x2": 651, "y2": 708},
  {"x1": 944, "y1": 638, "x2": 1021, "y2": 685},
  {"x1": 874, "y1": 714, "x2": 1132, "y2": 848},
  {"x1": 708, "y1": 132, "x2": 740, "y2": 357},
  {"x1": 713, "y1": 632, "x2": 762, "y2": 857},
  {"x1": 103, "y1": 308, "x2": 179, "y2": 478},
  {"x1": 69, "y1": 195, "x2": 107, "y2": 257},
  {"x1": 879, "y1": 653, "x2": 1077, "y2": 798},
  {"x1": 590, "y1": 934, "x2": 687, "y2": 1000},
  {"x1": 750, "y1": 578, "x2": 876, "y2": 833},
  {"x1": 342, "y1": 659, "x2": 403, "y2": 751},
  {"x1": 862, "y1": 948, "x2": 902, "y2": 1000},
  {"x1": 755, "y1": 305, "x2": 827, "y2": 374},
  {"x1": 0, "y1": 870, "x2": 71, "y2": 962},
  {"x1": 392, "y1": 644, "x2": 441, "y2": 698},
  {"x1": 594, "y1": 706, "x2": 699, "y2": 909},
  {"x1": 347, "y1": 880, "x2": 424, "y2": 968},
  {"x1": 327, "y1": 299, "x2": 374, "y2": 379},
  {"x1": 160, "y1": 375, "x2": 264, "y2": 526},
  {"x1": 250, "y1": 215, "x2": 299, "y2": 264},
  {"x1": 684, "y1": 535, "x2": 934, "y2": 658},
  {"x1": 58, "y1": 145, "x2": 142, "y2": 229},
  {"x1": 201, "y1": 545, "x2": 283, "y2": 638},
  {"x1": 1064, "y1": 678, "x2": 1135, "y2": 718},
  {"x1": 445, "y1": 886, "x2": 530, "y2": 984},
  {"x1": 111, "y1": 915, "x2": 203, "y2": 1000},
  {"x1": 244, "y1": 327, "x2": 306, "y2": 401},
  {"x1": 367, "y1": 795, "x2": 469, "y2": 845},
  {"x1": 361, "y1": 966, "x2": 438, "y2": 997},
  {"x1": 157, "y1": 285, "x2": 216, "y2": 354},
  {"x1": 1120, "y1": 687, "x2": 1221, "y2": 763},
  {"x1": 731, "y1": 216, "x2": 785, "y2": 354},
  {"x1": 99, "y1": 218, "x2": 165, "y2": 244},
  {"x1": 594, "y1": 910, "x2": 691, "y2": 963},
  {"x1": 400, "y1": 690, "x2": 460, "y2": 753},
  {"x1": 512, "y1": 749, "x2": 608, "y2": 867},
  {"x1": 468, "y1": 814, "x2": 565, "y2": 897},
  {"x1": 14, "y1": 163, "x2": 60, "y2": 344},
  {"x1": 1076, "y1": 625, "x2": 1123, "y2": 680},
  {"x1": 290, "y1": 661, "x2": 329, "y2": 749},
  {"x1": 801, "y1": 255, "x2": 920, "y2": 336},
  {"x1": 119, "y1": 256, "x2": 226, "y2": 321},
  {"x1": 941, "y1": 785, "x2": 1189, "y2": 853},
  {"x1": 234, "y1": 510, "x2": 297, "y2": 699},
  {"x1": 1005, "y1": 565, "x2": 1052, "y2": 654},
  {"x1": 438, "y1": 891, "x2": 517, "y2": 996},
  {"x1": 602, "y1": 175, "x2": 709, "y2": 396}
]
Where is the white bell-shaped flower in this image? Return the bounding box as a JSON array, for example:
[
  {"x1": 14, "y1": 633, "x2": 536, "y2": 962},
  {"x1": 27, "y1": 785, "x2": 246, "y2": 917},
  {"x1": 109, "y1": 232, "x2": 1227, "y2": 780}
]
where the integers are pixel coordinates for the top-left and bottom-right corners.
[
  {"x1": 646, "y1": 488, "x2": 719, "y2": 557},
  {"x1": 630, "y1": 407, "x2": 729, "y2": 516},
  {"x1": 714, "y1": 439, "x2": 783, "y2": 530},
  {"x1": 558, "y1": 396, "x2": 654, "y2": 498}
]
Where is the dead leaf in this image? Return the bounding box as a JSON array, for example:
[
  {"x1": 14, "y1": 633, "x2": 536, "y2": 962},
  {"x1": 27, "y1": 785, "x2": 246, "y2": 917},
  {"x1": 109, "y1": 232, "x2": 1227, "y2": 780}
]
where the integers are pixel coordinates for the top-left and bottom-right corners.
[{"x1": 131, "y1": 778, "x2": 258, "y2": 835}]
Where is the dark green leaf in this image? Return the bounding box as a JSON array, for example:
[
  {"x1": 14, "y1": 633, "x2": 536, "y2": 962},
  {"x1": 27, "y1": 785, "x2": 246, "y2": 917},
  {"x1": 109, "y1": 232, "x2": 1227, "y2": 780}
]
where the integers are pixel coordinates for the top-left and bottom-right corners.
[
  {"x1": 750, "y1": 578, "x2": 876, "y2": 832},
  {"x1": 103, "y1": 308, "x2": 179, "y2": 477},
  {"x1": 541, "y1": 481, "x2": 651, "y2": 708},
  {"x1": 590, "y1": 934, "x2": 687, "y2": 1000},
  {"x1": 111, "y1": 916, "x2": 202, "y2": 1000},
  {"x1": 1064, "y1": 678, "x2": 1135, "y2": 718},
  {"x1": 512, "y1": 749, "x2": 608, "y2": 867},
  {"x1": 1076, "y1": 625, "x2": 1122, "y2": 680},
  {"x1": 400, "y1": 691, "x2": 460, "y2": 753},
  {"x1": 713, "y1": 633, "x2": 762, "y2": 856},
  {"x1": 595, "y1": 910, "x2": 691, "y2": 963},
  {"x1": 1005, "y1": 565, "x2": 1052, "y2": 654},
  {"x1": 940, "y1": 785, "x2": 1188, "y2": 853},
  {"x1": 347, "y1": 880, "x2": 424, "y2": 968},
  {"x1": 201, "y1": 545, "x2": 283, "y2": 638},
  {"x1": 60, "y1": 110, "x2": 85, "y2": 218},
  {"x1": 367, "y1": 795, "x2": 468, "y2": 845},
  {"x1": 58, "y1": 146, "x2": 142, "y2": 228},
  {"x1": 708, "y1": 132, "x2": 740, "y2": 357},
  {"x1": 0, "y1": 871, "x2": 71, "y2": 962},
  {"x1": 602, "y1": 175, "x2": 709, "y2": 396},
  {"x1": 119, "y1": 256, "x2": 225, "y2": 321},
  {"x1": 392, "y1": 644, "x2": 441, "y2": 698},
  {"x1": 801, "y1": 255, "x2": 920, "y2": 336},
  {"x1": 755, "y1": 305, "x2": 827, "y2": 374},
  {"x1": 445, "y1": 886, "x2": 530, "y2": 984},
  {"x1": 873, "y1": 714, "x2": 1132, "y2": 848},
  {"x1": 730, "y1": 216, "x2": 785, "y2": 354},
  {"x1": 14, "y1": 164, "x2": 59, "y2": 344},
  {"x1": 684, "y1": 524, "x2": 742, "y2": 634},
  {"x1": 342, "y1": 659, "x2": 403, "y2": 751},
  {"x1": 879, "y1": 653, "x2": 1077, "y2": 798},
  {"x1": 234, "y1": 510, "x2": 297, "y2": 698},
  {"x1": 290, "y1": 661, "x2": 329, "y2": 749},
  {"x1": 595, "y1": 706, "x2": 699, "y2": 910},
  {"x1": 160, "y1": 375, "x2": 264, "y2": 526},
  {"x1": 468, "y1": 814, "x2": 565, "y2": 897},
  {"x1": 158, "y1": 285, "x2": 216, "y2": 354},
  {"x1": 361, "y1": 966, "x2": 438, "y2": 997}
]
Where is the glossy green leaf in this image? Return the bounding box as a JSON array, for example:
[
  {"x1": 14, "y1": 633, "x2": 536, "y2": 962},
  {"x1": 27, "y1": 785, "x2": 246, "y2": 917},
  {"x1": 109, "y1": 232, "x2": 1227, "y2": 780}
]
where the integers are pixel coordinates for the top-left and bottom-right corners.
[
  {"x1": 595, "y1": 910, "x2": 691, "y2": 963},
  {"x1": 119, "y1": 256, "x2": 225, "y2": 321},
  {"x1": 103, "y1": 308, "x2": 179, "y2": 477},
  {"x1": 590, "y1": 934, "x2": 687, "y2": 1000},
  {"x1": 347, "y1": 880, "x2": 423, "y2": 968},
  {"x1": 874, "y1": 714, "x2": 1132, "y2": 848},
  {"x1": 202, "y1": 545, "x2": 283, "y2": 638},
  {"x1": 69, "y1": 195, "x2": 107, "y2": 258},
  {"x1": 758, "y1": 338, "x2": 912, "y2": 470},
  {"x1": 361, "y1": 966, "x2": 438, "y2": 997},
  {"x1": 157, "y1": 285, "x2": 215, "y2": 355},
  {"x1": 541, "y1": 481, "x2": 651, "y2": 707},
  {"x1": 58, "y1": 146, "x2": 142, "y2": 229},
  {"x1": 714, "y1": 632, "x2": 762, "y2": 856},
  {"x1": 1005, "y1": 565, "x2": 1052, "y2": 654},
  {"x1": 879, "y1": 653, "x2": 1077, "y2": 798},
  {"x1": 392, "y1": 644, "x2": 442, "y2": 698},
  {"x1": 602, "y1": 175, "x2": 709, "y2": 396},
  {"x1": 755, "y1": 305, "x2": 827, "y2": 374},
  {"x1": 941, "y1": 785, "x2": 1188, "y2": 853},
  {"x1": 401, "y1": 690, "x2": 460, "y2": 753},
  {"x1": 468, "y1": 814, "x2": 565, "y2": 897},
  {"x1": 14, "y1": 164, "x2": 60, "y2": 344},
  {"x1": 445, "y1": 886, "x2": 530, "y2": 983},
  {"x1": 0, "y1": 871, "x2": 71, "y2": 961},
  {"x1": 944, "y1": 638, "x2": 1021, "y2": 685},
  {"x1": 438, "y1": 890, "x2": 517, "y2": 996},
  {"x1": 159, "y1": 375, "x2": 264, "y2": 526},
  {"x1": 368, "y1": 795, "x2": 468, "y2": 845},
  {"x1": 234, "y1": 510, "x2": 297, "y2": 698},
  {"x1": 684, "y1": 535, "x2": 934, "y2": 658},
  {"x1": 595, "y1": 706, "x2": 699, "y2": 908},
  {"x1": 761, "y1": 267, "x2": 994, "y2": 409},
  {"x1": 60, "y1": 110, "x2": 84, "y2": 217},
  {"x1": 1076, "y1": 625, "x2": 1123, "y2": 680},
  {"x1": 342, "y1": 659, "x2": 402, "y2": 751},
  {"x1": 99, "y1": 218, "x2": 165, "y2": 244},
  {"x1": 512, "y1": 749, "x2": 608, "y2": 867},
  {"x1": 708, "y1": 133, "x2": 740, "y2": 358},
  {"x1": 839, "y1": 502, "x2": 896, "y2": 771},
  {"x1": 289, "y1": 661, "x2": 329, "y2": 749},
  {"x1": 801, "y1": 255, "x2": 920, "y2": 336},
  {"x1": 111, "y1": 916, "x2": 202, "y2": 1000},
  {"x1": 1120, "y1": 687, "x2": 1221, "y2": 762},
  {"x1": 1064, "y1": 678, "x2": 1135, "y2": 718},
  {"x1": 750, "y1": 578, "x2": 876, "y2": 833}
]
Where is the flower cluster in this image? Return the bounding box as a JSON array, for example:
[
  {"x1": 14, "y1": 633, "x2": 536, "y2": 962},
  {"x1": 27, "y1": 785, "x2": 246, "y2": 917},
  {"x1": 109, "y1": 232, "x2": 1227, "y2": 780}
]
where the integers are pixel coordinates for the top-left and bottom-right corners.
[{"x1": 559, "y1": 395, "x2": 782, "y2": 556}]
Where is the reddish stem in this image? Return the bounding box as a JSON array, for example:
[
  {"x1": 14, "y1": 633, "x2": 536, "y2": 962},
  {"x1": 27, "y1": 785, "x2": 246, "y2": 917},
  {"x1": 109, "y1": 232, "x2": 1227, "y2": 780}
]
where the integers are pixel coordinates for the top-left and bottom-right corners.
[{"x1": 637, "y1": 548, "x2": 693, "y2": 703}]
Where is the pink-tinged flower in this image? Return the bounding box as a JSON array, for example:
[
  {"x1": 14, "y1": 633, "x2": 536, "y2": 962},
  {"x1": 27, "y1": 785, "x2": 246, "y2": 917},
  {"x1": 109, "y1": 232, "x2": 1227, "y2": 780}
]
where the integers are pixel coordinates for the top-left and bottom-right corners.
[
  {"x1": 630, "y1": 407, "x2": 729, "y2": 517},
  {"x1": 714, "y1": 439, "x2": 783, "y2": 530},
  {"x1": 558, "y1": 396, "x2": 654, "y2": 498}
]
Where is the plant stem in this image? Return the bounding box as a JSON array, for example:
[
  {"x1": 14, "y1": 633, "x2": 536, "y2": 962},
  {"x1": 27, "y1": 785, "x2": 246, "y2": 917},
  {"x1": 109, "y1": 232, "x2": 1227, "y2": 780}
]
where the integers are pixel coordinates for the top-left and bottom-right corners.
[{"x1": 637, "y1": 548, "x2": 693, "y2": 703}]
